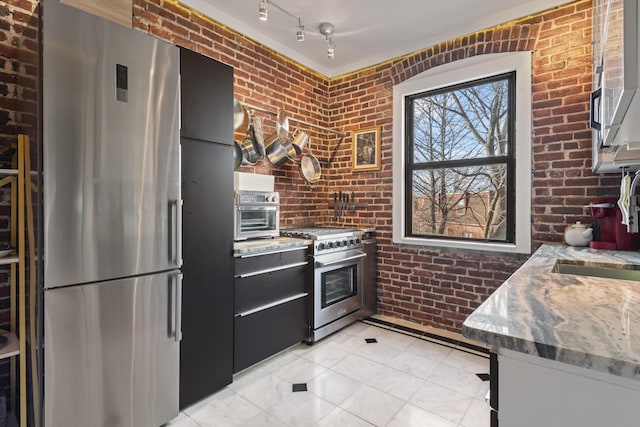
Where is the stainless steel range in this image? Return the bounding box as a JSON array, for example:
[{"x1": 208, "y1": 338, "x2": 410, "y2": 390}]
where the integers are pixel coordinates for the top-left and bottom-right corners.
[{"x1": 281, "y1": 227, "x2": 366, "y2": 342}]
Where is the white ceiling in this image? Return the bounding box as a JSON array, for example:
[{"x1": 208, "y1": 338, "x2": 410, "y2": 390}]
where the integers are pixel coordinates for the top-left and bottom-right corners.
[{"x1": 180, "y1": 0, "x2": 573, "y2": 78}]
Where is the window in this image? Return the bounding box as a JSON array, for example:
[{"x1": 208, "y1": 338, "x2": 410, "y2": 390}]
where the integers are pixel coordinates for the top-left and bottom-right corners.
[{"x1": 392, "y1": 52, "x2": 532, "y2": 254}]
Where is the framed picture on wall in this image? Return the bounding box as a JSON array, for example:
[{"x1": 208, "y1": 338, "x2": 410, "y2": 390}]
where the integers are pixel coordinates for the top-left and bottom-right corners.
[{"x1": 352, "y1": 126, "x2": 380, "y2": 171}]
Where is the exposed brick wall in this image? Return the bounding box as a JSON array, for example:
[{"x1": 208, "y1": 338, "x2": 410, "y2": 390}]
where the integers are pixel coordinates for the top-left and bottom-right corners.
[
  {"x1": 323, "y1": 0, "x2": 615, "y2": 331},
  {"x1": 9, "y1": 1, "x2": 618, "y2": 337}
]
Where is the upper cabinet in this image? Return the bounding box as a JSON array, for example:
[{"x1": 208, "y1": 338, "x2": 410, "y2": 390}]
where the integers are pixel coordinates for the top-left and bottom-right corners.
[
  {"x1": 592, "y1": 0, "x2": 640, "y2": 172},
  {"x1": 179, "y1": 48, "x2": 234, "y2": 145},
  {"x1": 60, "y1": 0, "x2": 132, "y2": 27}
]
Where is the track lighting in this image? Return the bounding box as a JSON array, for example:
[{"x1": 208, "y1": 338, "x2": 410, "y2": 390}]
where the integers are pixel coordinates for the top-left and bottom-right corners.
[
  {"x1": 296, "y1": 18, "x2": 305, "y2": 42},
  {"x1": 319, "y1": 23, "x2": 336, "y2": 60},
  {"x1": 258, "y1": 0, "x2": 268, "y2": 21},
  {"x1": 257, "y1": 6, "x2": 338, "y2": 59}
]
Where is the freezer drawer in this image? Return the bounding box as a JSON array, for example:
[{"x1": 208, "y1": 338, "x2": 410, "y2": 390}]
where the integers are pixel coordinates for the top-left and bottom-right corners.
[{"x1": 44, "y1": 271, "x2": 182, "y2": 427}]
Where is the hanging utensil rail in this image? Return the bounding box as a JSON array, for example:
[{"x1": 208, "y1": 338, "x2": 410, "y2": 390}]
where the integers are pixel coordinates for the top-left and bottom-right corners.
[{"x1": 243, "y1": 103, "x2": 346, "y2": 137}]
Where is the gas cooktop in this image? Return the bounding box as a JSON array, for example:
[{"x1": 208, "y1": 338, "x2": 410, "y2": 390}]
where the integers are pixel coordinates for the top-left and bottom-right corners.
[{"x1": 281, "y1": 227, "x2": 363, "y2": 255}]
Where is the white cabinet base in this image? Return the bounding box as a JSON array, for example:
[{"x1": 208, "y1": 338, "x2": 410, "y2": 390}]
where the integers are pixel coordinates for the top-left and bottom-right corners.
[{"x1": 498, "y1": 349, "x2": 640, "y2": 427}]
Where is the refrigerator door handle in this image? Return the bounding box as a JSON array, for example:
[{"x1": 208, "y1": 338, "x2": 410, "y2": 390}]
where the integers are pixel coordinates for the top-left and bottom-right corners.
[
  {"x1": 169, "y1": 199, "x2": 182, "y2": 266},
  {"x1": 175, "y1": 272, "x2": 183, "y2": 342},
  {"x1": 169, "y1": 272, "x2": 183, "y2": 342},
  {"x1": 177, "y1": 199, "x2": 183, "y2": 267}
]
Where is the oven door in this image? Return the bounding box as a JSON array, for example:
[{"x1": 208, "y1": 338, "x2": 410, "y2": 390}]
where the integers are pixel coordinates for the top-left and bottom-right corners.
[
  {"x1": 313, "y1": 249, "x2": 366, "y2": 328},
  {"x1": 234, "y1": 205, "x2": 279, "y2": 240}
]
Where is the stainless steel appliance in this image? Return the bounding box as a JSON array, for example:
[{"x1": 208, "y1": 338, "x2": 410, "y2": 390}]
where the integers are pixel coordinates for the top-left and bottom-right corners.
[
  {"x1": 234, "y1": 190, "x2": 280, "y2": 240},
  {"x1": 280, "y1": 228, "x2": 366, "y2": 342},
  {"x1": 43, "y1": 1, "x2": 182, "y2": 426}
]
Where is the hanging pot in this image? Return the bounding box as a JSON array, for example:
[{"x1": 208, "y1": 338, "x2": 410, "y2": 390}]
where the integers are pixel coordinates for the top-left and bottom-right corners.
[
  {"x1": 250, "y1": 116, "x2": 266, "y2": 158},
  {"x1": 291, "y1": 128, "x2": 309, "y2": 156},
  {"x1": 233, "y1": 141, "x2": 242, "y2": 170},
  {"x1": 265, "y1": 132, "x2": 297, "y2": 167},
  {"x1": 299, "y1": 139, "x2": 321, "y2": 183},
  {"x1": 233, "y1": 98, "x2": 250, "y2": 133},
  {"x1": 275, "y1": 109, "x2": 289, "y2": 142},
  {"x1": 239, "y1": 135, "x2": 260, "y2": 165}
]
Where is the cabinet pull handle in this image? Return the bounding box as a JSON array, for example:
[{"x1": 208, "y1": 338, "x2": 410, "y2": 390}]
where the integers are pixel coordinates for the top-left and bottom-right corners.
[
  {"x1": 236, "y1": 246, "x2": 307, "y2": 258},
  {"x1": 235, "y1": 261, "x2": 308, "y2": 278},
  {"x1": 235, "y1": 292, "x2": 308, "y2": 318}
]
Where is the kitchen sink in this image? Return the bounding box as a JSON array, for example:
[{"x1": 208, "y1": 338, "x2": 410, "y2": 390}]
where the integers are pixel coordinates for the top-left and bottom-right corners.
[{"x1": 552, "y1": 259, "x2": 640, "y2": 282}]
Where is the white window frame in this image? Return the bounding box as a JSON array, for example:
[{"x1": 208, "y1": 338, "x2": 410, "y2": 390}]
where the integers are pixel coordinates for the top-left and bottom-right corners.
[{"x1": 392, "y1": 52, "x2": 532, "y2": 254}]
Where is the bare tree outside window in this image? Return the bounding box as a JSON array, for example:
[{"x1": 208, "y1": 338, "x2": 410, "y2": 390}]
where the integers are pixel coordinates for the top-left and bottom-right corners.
[{"x1": 406, "y1": 73, "x2": 514, "y2": 242}]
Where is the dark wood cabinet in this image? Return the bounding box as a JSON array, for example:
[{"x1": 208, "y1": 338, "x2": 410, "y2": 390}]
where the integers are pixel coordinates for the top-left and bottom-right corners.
[
  {"x1": 233, "y1": 247, "x2": 311, "y2": 373},
  {"x1": 179, "y1": 48, "x2": 234, "y2": 145},
  {"x1": 179, "y1": 48, "x2": 235, "y2": 409}
]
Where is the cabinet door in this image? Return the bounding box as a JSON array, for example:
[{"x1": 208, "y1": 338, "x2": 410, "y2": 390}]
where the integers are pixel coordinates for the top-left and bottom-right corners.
[
  {"x1": 180, "y1": 138, "x2": 234, "y2": 408},
  {"x1": 234, "y1": 295, "x2": 309, "y2": 373},
  {"x1": 600, "y1": 0, "x2": 638, "y2": 145},
  {"x1": 180, "y1": 48, "x2": 234, "y2": 145}
]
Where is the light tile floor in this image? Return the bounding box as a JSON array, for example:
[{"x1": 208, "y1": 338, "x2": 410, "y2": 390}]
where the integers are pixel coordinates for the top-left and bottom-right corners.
[{"x1": 167, "y1": 321, "x2": 490, "y2": 427}]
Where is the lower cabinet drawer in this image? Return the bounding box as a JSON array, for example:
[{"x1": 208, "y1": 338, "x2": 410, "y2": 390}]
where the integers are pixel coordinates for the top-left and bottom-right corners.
[{"x1": 233, "y1": 295, "x2": 309, "y2": 373}]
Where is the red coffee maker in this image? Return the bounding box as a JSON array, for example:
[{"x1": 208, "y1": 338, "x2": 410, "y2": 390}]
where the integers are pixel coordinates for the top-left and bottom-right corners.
[{"x1": 588, "y1": 198, "x2": 638, "y2": 250}]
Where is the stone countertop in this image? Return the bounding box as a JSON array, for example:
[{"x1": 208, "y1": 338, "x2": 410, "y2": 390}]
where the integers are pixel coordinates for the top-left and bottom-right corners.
[
  {"x1": 462, "y1": 244, "x2": 640, "y2": 381},
  {"x1": 233, "y1": 237, "x2": 311, "y2": 256}
]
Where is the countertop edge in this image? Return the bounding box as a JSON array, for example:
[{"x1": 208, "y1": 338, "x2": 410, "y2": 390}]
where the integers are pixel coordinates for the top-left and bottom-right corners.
[{"x1": 462, "y1": 243, "x2": 640, "y2": 381}]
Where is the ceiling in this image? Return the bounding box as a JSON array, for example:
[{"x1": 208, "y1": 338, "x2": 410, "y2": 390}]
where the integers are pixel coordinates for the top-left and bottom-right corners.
[{"x1": 180, "y1": 0, "x2": 573, "y2": 78}]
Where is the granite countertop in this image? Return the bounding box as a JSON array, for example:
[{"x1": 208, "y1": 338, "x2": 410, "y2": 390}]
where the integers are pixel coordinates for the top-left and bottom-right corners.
[
  {"x1": 233, "y1": 237, "x2": 311, "y2": 255},
  {"x1": 462, "y1": 244, "x2": 640, "y2": 380}
]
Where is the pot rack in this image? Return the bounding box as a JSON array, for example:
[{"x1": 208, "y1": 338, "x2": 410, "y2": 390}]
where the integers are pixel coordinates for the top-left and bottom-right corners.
[{"x1": 243, "y1": 102, "x2": 346, "y2": 165}]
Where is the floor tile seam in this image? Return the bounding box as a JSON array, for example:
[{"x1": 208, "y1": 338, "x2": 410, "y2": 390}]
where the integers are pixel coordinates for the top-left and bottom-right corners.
[
  {"x1": 380, "y1": 400, "x2": 419, "y2": 427},
  {"x1": 388, "y1": 401, "x2": 461, "y2": 427},
  {"x1": 181, "y1": 412, "x2": 203, "y2": 427},
  {"x1": 317, "y1": 404, "x2": 377, "y2": 427},
  {"x1": 418, "y1": 377, "x2": 481, "y2": 410},
  {"x1": 357, "y1": 372, "x2": 424, "y2": 403},
  {"x1": 458, "y1": 397, "x2": 488, "y2": 427},
  {"x1": 270, "y1": 392, "x2": 338, "y2": 427}
]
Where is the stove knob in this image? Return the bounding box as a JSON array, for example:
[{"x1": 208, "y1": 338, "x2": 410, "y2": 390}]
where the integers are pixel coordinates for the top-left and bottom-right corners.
[
  {"x1": 317, "y1": 243, "x2": 325, "y2": 250},
  {"x1": 349, "y1": 239, "x2": 355, "y2": 246},
  {"x1": 342, "y1": 240, "x2": 349, "y2": 247},
  {"x1": 327, "y1": 242, "x2": 334, "y2": 249},
  {"x1": 355, "y1": 238, "x2": 361, "y2": 245}
]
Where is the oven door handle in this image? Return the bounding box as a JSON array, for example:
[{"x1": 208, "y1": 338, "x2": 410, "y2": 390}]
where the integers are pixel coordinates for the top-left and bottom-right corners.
[{"x1": 315, "y1": 251, "x2": 366, "y2": 267}]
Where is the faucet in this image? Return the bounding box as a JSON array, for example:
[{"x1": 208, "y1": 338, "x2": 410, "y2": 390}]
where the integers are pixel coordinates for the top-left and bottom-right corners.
[{"x1": 628, "y1": 171, "x2": 640, "y2": 233}]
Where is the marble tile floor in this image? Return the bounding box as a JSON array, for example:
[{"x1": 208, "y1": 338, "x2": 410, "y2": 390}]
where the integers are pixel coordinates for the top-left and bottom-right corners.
[{"x1": 167, "y1": 321, "x2": 490, "y2": 427}]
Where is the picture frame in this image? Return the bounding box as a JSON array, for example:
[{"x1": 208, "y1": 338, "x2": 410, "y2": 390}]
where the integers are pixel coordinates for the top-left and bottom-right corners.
[{"x1": 352, "y1": 126, "x2": 381, "y2": 172}]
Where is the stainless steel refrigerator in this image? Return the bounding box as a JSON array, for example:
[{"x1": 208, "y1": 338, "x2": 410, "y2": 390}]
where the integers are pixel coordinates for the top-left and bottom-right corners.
[{"x1": 42, "y1": 1, "x2": 182, "y2": 426}]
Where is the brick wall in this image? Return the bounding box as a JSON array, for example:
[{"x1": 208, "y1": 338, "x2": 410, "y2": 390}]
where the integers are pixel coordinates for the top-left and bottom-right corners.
[
  {"x1": 6, "y1": 0, "x2": 618, "y2": 335},
  {"x1": 323, "y1": 0, "x2": 616, "y2": 330}
]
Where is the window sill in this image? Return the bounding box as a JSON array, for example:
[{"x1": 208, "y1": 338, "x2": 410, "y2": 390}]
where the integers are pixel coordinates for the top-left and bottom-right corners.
[{"x1": 393, "y1": 235, "x2": 531, "y2": 255}]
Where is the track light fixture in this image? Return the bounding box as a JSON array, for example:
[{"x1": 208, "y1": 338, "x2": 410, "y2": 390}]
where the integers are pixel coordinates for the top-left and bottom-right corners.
[
  {"x1": 327, "y1": 39, "x2": 335, "y2": 59},
  {"x1": 257, "y1": 5, "x2": 338, "y2": 59},
  {"x1": 296, "y1": 18, "x2": 305, "y2": 42},
  {"x1": 319, "y1": 23, "x2": 336, "y2": 60},
  {"x1": 258, "y1": 0, "x2": 268, "y2": 21}
]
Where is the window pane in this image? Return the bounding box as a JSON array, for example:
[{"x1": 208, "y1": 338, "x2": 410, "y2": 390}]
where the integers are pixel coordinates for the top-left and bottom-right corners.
[
  {"x1": 412, "y1": 78, "x2": 510, "y2": 163},
  {"x1": 411, "y1": 165, "x2": 507, "y2": 240}
]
